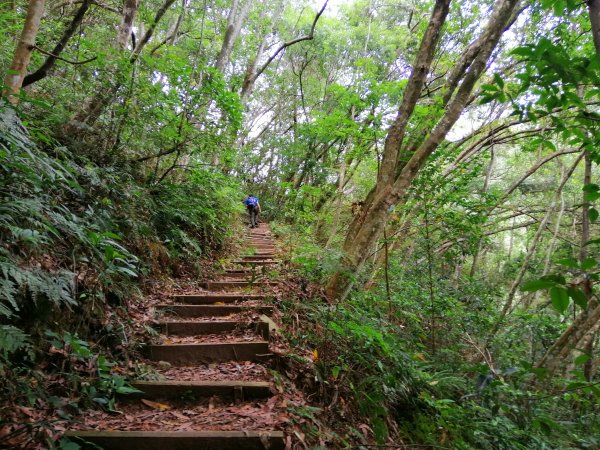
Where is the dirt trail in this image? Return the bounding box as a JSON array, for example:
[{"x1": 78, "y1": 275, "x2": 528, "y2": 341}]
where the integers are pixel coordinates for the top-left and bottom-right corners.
[{"x1": 66, "y1": 223, "x2": 290, "y2": 449}]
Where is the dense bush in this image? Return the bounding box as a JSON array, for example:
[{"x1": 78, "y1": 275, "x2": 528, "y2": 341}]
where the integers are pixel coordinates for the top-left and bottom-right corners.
[
  {"x1": 0, "y1": 105, "x2": 242, "y2": 439},
  {"x1": 274, "y1": 221, "x2": 600, "y2": 449}
]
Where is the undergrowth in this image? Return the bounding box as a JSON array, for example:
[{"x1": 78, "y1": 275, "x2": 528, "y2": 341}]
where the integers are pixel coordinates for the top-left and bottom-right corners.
[
  {"x1": 271, "y1": 221, "x2": 600, "y2": 450},
  {"x1": 0, "y1": 105, "x2": 242, "y2": 447}
]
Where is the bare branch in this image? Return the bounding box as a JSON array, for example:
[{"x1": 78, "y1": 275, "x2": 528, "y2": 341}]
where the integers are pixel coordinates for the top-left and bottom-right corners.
[{"x1": 251, "y1": 1, "x2": 328, "y2": 83}]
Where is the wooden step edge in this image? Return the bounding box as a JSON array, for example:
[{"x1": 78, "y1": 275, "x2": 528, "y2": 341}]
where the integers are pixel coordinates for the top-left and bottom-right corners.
[
  {"x1": 201, "y1": 282, "x2": 278, "y2": 290},
  {"x1": 159, "y1": 321, "x2": 269, "y2": 339},
  {"x1": 64, "y1": 431, "x2": 285, "y2": 450},
  {"x1": 155, "y1": 305, "x2": 244, "y2": 318},
  {"x1": 174, "y1": 292, "x2": 271, "y2": 303},
  {"x1": 129, "y1": 380, "x2": 271, "y2": 400},
  {"x1": 173, "y1": 294, "x2": 267, "y2": 300},
  {"x1": 148, "y1": 341, "x2": 271, "y2": 364},
  {"x1": 232, "y1": 260, "x2": 277, "y2": 265}
]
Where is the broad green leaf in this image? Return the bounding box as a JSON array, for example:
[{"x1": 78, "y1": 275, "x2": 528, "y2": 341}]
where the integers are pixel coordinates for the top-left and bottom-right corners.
[
  {"x1": 581, "y1": 257, "x2": 597, "y2": 270},
  {"x1": 584, "y1": 191, "x2": 600, "y2": 202},
  {"x1": 557, "y1": 257, "x2": 578, "y2": 268},
  {"x1": 511, "y1": 46, "x2": 533, "y2": 57},
  {"x1": 582, "y1": 183, "x2": 599, "y2": 192},
  {"x1": 493, "y1": 73, "x2": 505, "y2": 90},
  {"x1": 574, "y1": 354, "x2": 591, "y2": 365},
  {"x1": 589, "y1": 208, "x2": 599, "y2": 223},
  {"x1": 567, "y1": 287, "x2": 588, "y2": 309},
  {"x1": 550, "y1": 286, "x2": 569, "y2": 313},
  {"x1": 553, "y1": 0, "x2": 565, "y2": 16},
  {"x1": 522, "y1": 279, "x2": 557, "y2": 291}
]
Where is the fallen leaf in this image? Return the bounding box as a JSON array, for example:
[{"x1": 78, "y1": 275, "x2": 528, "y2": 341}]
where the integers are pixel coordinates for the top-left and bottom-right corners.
[
  {"x1": 141, "y1": 399, "x2": 171, "y2": 411},
  {"x1": 312, "y1": 349, "x2": 319, "y2": 362}
]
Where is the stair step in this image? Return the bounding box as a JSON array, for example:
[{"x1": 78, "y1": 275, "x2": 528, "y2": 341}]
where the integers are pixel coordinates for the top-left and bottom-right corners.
[
  {"x1": 156, "y1": 304, "x2": 273, "y2": 317},
  {"x1": 241, "y1": 255, "x2": 275, "y2": 260},
  {"x1": 221, "y1": 272, "x2": 261, "y2": 280},
  {"x1": 232, "y1": 260, "x2": 276, "y2": 266},
  {"x1": 200, "y1": 281, "x2": 276, "y2": 291},
  {"x1": 64, "y1": 431, "x2": 285, "y2": 450},
  {"x1": 129, "y1": 380, "x2": 271, "y2": 400},
  {"x1": 160, "y1": 321, "x2": 269, "y2": 339},
  {"x1": 148, "y1": 341, "x2": 270, "y2": 364},
  {"x1": 174, "y1": 294, "x2": 267, "y2": 304}
]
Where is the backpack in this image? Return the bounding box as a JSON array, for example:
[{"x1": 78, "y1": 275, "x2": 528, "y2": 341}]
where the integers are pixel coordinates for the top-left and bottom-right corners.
[{"x1": 246, "y1": 196, "x2": 258, "y2": 207}]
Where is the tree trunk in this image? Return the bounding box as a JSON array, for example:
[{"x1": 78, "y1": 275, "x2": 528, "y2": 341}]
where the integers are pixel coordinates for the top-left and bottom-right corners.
[
  {"x1": 22, "y1": 0, "x2": 92, "y2": 87},
  {"x1": 536, "y1": 300, "x2": 600, "y2": 376},
  {"x1": 470, "y1": 147, "x2": 495, "y2": 277},
  {"x1": 116, "y1": 0, "x2": 140, "y2": 51},
  {"x1": 326, "y1": 0, "x2": 521, "y2": 300},
  {"x1": 2, "y1": 0, "x2": 46, "y2": 104},
  {"x1": 493, "y1": 153, "x2": 583, "y2": 331},
  {"x1": 588, "y1": 0, "x2": 600, "y2": 54},
  {"x1": 215, "y1": 0, "x2": 252, "y2": 73}
]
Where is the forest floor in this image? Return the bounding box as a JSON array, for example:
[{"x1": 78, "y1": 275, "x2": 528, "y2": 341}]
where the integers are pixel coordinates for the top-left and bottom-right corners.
[{"x1": 3, "y1": 222, "x2": 327, "y2": 449}]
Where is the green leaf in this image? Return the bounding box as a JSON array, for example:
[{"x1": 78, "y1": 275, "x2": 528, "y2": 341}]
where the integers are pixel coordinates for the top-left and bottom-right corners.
[
  {"x1": 584, "y1": 237, "x2": 600, "y2": 246},
  {"x1": 584, "y1": 191, "x2": 600, "y2": 202},
  {"x1": 581, "y1": 257, "x2": 597, "y2": 270},
  {"x1": 493, "y1": 73, "x2": 505, "y2": 89},
  {"x1": 553, "y1": 0, "x2": 565, "y2": 16},
  {"x1": 332, "y1": 366, "x2": 342, "y2": 379},
  {"x1": 511, "y1": 46, "x2": 533, "y2": 58},
  {"x1": 521, "y1": 279, "x2": 557, "y2": 292},
  {"x1": 115, "y1": 385, "x2": 143, "y2": 395},
  {"x1": 550, "y1": 286, "x2": 569, "y2": 313},
  {"x1": 589, "y1": 208, "x2": 599, "y2": 223},
  {"x1": 58, "y1": 439, "x2": 81, "y2": 450},
  {"x1": 574, "y1": 354, "x2": 591, "y2": 365},
  {"x1": 567, "y1": 287, "x2": 588, "y2": 309},
  {"x1": 557, "y1": 257, "x2": 578, "y2": 268},
  {"x1": 582, "y1": 183, "x2": 599, "y2": 192}
]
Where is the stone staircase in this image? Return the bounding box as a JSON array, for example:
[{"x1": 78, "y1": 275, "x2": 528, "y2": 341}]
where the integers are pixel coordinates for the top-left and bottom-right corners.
[{"x1": 66, "y1": 224, "x2": 286, "y2": 449}]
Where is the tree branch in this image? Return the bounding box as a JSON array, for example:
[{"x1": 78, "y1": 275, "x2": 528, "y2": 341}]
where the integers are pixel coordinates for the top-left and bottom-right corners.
[{"x1": 251, "y1": 0, "x2": 328, "y2": 83}]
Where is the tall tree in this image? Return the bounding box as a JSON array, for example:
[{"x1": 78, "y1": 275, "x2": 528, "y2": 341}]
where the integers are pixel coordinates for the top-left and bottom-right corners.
[
  {"x1": 2, "y1": 0, "x2": 46, "y2": 104},
  {"x1": 326, "y1": 0, "x2": 522, "y2": 299}
]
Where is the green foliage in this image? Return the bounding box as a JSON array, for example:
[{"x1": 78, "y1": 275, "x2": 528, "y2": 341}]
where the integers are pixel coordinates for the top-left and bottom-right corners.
[{"x1": 45, "y1": 331, "x2": 141, "y2": 412}]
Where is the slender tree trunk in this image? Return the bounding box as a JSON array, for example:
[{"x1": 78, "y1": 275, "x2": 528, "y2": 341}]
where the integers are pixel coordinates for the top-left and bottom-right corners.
[
  {"x1": 536, "y1": 300, "x2": 600, "y2": 376},
  {"x1": 240, "y1": 38, "x2": 267, "y2": 101},
  {"x1": 325, "y1": 157, "x2": 347, "y2": 248},
  {"x1": 579, "y1": 151, "x2": 594, "y2": 379},
  {"x1": 470, "y1": 147, "x2": 495, "y2": 277},
  {"x1": 117, "y1": 0, "x2": 139, "y2": 50},
  {"x1": 367, "y1": 206, "x2": 418, "y2": 284},
  {"x1": 326, "y1": 0, "x2": 521, "y2": 300},
  {"x1": 588, "y1": 0, "x2": 600, "y2": 54},
  {"x1": 2, "y1": 0, "x2": 46, "y2": 104},
  {"x1": 494, "y1": 153, "x2": 583, "y2": 328},
  {"x1": 22, "y1": 0, "x2": 92, "y2": 87},
  {"x1": 215, "y1": 0, "x2": 252, "y2": 73}
]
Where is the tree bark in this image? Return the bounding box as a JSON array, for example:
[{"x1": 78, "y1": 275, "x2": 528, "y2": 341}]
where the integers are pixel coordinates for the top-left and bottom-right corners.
[
  {"x1": 588, "y1": 0, "x2": 600, "y2": 54},
  {"x1": 131, "y1": 0, "x2": 177, "y2": 61},
  {"x1": 215, "y1": 0, "x2": 252, "y2": 73},
  {"x1": 22, "y1": 0, "x2": 92, "y2": 87},
  {"x1": 117, "y1": 0, "x2": 139, "y2": 51},
  {"x1": 2, "y1": 0, "x2": 46, "y2": 104},
  {"x1": 326, "y1": 0, "x2": 521, "y2": 300},
  {"x1": 536, "y1": 300, "x2": 600, "y2": 376}
]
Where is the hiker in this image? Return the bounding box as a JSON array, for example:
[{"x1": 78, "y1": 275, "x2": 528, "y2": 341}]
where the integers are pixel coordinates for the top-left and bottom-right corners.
[{"x1": 243, "y1": 195, "x2": 261, "y2": 228}]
